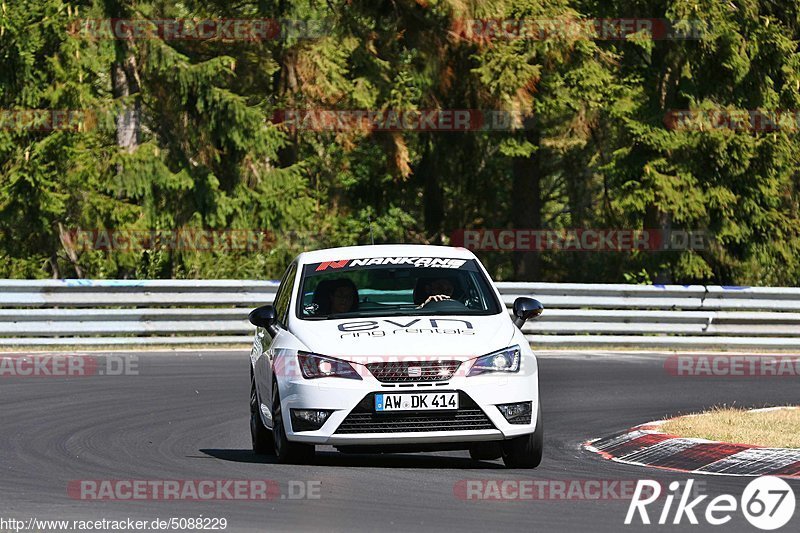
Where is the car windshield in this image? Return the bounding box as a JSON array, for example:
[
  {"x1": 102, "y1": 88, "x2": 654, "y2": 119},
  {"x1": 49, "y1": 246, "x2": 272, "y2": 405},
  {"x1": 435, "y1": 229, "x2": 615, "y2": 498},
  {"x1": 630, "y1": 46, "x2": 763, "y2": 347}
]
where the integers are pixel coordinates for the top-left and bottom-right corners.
[{"x1": 296, "y1": 257, "x2": 502, "y2": 319}]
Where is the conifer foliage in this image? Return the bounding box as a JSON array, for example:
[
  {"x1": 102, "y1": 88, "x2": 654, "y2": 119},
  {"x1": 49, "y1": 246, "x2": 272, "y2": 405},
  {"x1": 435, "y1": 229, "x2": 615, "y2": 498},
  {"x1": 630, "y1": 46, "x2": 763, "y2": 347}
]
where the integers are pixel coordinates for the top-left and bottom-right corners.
[{"x1": 1, "y1": 0, "x2": 798, "y2": 284}]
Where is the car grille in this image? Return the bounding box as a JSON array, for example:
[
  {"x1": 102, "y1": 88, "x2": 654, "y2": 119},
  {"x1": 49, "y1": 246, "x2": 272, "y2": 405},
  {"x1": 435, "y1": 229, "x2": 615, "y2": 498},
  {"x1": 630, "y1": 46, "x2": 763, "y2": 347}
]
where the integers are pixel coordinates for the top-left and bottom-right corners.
[
  {"x1": 335, "y1": 392, "x2": 496, "y2": 434},
  {"x1": 365, "y1": 360, "x2": 462, "y2": 382}
]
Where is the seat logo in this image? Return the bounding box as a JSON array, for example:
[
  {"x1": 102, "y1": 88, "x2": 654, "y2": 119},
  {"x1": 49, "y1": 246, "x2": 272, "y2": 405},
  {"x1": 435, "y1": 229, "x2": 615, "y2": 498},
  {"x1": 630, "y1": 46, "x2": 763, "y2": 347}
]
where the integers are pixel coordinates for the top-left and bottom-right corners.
[{"x1": 408, "y1": 366, "x2": 422, "y2": 377}]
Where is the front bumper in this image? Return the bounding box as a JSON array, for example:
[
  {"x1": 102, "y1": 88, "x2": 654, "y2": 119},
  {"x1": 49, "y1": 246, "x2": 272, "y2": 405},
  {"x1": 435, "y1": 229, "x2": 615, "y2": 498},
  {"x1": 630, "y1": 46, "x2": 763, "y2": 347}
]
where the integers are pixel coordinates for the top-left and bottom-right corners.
[{"x1": 274, "y1": 369, "x2": 539, "y2": 446}]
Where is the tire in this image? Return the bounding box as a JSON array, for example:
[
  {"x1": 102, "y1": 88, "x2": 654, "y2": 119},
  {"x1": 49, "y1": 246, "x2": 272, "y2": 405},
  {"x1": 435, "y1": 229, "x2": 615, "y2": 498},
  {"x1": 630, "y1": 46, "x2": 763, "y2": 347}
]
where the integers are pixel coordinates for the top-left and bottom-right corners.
[
  {"x1": 468, "y1": 442, "x2": 502, "y2": 461},
  {"x1": 501, "y1": 402, "x2": 543, "y2": 469},
  {"x1": 272, "y1": 380, "x2": 315, "y2": 464},
  {"x1": 250, "y1": 372, "x2": 274, "y2": 455}
]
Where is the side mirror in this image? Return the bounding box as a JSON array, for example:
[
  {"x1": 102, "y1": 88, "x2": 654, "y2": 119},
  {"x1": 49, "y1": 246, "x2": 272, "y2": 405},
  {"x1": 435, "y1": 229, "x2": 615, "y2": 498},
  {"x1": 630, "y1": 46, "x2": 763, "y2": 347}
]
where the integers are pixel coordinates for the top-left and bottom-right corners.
[
  {"x1": 512, "y1": 297, "x2": 543, "y2": 328},
  {"x1": 249, "y1": 305, "x2": 277, "y2": 330}
]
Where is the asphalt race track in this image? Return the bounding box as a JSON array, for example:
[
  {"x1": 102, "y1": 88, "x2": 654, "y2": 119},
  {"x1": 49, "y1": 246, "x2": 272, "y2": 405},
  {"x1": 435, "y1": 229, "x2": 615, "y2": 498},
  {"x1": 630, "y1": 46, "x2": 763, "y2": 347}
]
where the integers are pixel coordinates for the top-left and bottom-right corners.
[{"x1": 1, "y1": 350, "x2": 798, "y2": 532}]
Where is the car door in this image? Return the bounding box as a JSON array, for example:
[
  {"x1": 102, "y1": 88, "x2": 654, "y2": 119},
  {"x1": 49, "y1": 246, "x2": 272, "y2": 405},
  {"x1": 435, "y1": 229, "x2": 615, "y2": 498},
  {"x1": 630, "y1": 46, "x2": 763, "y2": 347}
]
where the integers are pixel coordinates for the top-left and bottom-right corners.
[{"x1": 253, "y1": 261, "x2": 297, "y2": 424}]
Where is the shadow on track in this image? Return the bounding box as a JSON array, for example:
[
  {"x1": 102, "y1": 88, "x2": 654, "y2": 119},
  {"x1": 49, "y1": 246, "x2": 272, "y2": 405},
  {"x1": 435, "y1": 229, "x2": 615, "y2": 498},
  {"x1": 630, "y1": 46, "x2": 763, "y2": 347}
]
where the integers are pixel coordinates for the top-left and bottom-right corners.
[{"x1": 199, "y1": 448, "x2": 505, "y2": 469}]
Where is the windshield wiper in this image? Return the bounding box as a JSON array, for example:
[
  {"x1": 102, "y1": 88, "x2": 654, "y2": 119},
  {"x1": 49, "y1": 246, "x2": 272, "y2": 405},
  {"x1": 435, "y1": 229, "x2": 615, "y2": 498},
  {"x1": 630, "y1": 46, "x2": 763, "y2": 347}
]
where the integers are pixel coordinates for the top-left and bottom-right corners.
[{"x1": 322, "y1": 312, "x2": 363, "y2": 320}]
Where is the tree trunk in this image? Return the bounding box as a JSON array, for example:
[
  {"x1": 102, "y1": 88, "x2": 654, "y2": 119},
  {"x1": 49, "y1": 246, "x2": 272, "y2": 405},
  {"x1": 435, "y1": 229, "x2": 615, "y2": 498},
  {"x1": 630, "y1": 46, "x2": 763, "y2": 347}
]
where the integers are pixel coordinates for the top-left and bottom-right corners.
[
  {"x1": 105, "y1": 0, "x2": 140, "y2": 153},
  {"x1": 643, "y1": 48, "x2": 682, "y2": 284},
  {"x1": 419, "y1": 139, "x2": 443, "y2": 243},
  {"x1": 58, "y1": 222, "x2": 84, "y2": 278},
  {"x1": 111, "y1": 57, "x2": 141, "y2": 152},
  {"x1": 511, "y1": 127, "x2": 542, "y2": 280},
  {"x1": 644, "y1": 204, "x2": 672, "y2": 283}
]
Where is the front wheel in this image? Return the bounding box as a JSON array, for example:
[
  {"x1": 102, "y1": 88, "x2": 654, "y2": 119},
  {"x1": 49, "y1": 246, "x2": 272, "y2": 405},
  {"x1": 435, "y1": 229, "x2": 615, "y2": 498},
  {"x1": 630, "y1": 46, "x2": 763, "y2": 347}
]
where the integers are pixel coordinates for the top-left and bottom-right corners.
[
  {"x1": 272, "y1": 380, "x2": 315, "y2": 464},
  {"x1": 250, "y1": 373, "x2": 274, "y2": 455},
  {"x1": 501, "y1": 402, "x2": 543, "y2": 469}
]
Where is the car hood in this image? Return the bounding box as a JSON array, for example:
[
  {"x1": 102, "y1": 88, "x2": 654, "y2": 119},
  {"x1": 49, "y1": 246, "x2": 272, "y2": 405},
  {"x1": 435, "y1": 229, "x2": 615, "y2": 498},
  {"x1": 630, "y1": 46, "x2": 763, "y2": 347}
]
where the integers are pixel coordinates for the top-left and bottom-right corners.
[{"x1": 290, "y1": 313, "x2": 516, "y2": 362}]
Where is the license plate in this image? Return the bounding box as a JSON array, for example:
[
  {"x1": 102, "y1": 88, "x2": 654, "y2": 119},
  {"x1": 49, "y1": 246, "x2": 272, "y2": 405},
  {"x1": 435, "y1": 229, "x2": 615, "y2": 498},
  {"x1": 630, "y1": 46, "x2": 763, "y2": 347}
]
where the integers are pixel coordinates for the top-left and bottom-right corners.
[{"x1": 375, "y1": 392, "x2": 458, "y2": 412}]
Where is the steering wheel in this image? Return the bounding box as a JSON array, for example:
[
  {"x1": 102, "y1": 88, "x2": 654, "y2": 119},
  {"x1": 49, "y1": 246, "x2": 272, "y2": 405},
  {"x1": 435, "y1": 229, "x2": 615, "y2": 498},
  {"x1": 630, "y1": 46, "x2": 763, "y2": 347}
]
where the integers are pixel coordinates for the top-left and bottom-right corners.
[{"x1": 420, "y1": 298, "x2": 467, "y2": 312}]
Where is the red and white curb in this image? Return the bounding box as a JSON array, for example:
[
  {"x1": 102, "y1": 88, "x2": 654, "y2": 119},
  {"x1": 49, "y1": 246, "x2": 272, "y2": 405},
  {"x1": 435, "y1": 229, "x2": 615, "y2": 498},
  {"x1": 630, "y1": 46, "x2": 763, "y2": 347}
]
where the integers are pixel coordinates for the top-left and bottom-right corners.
[{"x1": 583, "y1": 407, "x2": 800, "y2": 478}]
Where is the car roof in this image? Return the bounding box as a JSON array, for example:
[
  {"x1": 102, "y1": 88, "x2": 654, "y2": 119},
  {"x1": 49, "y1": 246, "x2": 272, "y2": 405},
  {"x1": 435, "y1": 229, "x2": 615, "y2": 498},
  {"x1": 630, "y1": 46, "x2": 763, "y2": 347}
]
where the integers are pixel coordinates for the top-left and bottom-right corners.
[{"x1": 295, "y1": 244, "x2": 477, "y2": 265}]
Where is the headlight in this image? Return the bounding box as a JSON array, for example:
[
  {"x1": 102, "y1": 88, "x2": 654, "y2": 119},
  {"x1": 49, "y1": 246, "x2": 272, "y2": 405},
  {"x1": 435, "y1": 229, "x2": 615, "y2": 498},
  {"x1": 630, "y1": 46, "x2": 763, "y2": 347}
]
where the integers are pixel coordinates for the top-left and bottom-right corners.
[
  {"x1": 467, "y1": 346, "x2": 521, "y2": 376},
  {"x1": 297, "y1": 352, "x2": 362, "y2": 380}
]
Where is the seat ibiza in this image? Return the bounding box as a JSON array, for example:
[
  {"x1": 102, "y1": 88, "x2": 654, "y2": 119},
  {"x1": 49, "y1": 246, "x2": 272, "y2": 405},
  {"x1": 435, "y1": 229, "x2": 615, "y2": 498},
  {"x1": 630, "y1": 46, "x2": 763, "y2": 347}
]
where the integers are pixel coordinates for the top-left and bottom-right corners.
[{"x1": 248, "y1": 244, "x2": 544, "y2": 468}]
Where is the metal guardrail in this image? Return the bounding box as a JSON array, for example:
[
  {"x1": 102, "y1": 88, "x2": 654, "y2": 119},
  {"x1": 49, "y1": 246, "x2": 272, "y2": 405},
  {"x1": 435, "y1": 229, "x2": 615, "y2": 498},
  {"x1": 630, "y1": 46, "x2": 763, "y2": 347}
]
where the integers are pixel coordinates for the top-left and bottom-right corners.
[{"x1": 1, "y1": 280, "x2": 800, "y2": 347}]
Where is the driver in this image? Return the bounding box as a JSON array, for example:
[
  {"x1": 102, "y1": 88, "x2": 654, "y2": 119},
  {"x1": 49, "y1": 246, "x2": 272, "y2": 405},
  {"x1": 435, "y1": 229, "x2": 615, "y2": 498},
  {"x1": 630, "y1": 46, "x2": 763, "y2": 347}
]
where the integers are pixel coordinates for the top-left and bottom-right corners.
[
  {"x1": 418, "y1": 277, "x2": 456, "y2": 307},
  {"x1": 329, "y1": 278, "x2": 359, "y2": 314}
]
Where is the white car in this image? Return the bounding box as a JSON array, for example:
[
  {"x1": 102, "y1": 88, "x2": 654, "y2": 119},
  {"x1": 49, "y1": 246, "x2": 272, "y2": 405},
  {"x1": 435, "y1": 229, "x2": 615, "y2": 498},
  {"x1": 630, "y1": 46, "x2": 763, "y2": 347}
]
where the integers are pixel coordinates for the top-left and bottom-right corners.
[{"x1": 248, "y1": 244, "x2": 544, "y2": 468}]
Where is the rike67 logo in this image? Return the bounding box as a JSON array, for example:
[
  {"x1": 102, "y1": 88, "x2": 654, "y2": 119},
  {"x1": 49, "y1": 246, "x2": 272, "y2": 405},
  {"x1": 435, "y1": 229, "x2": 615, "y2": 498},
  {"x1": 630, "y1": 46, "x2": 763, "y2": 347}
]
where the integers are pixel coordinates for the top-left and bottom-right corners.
[{"x1": 626, "y1": 477, "x2": 796, "y2": 530}]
